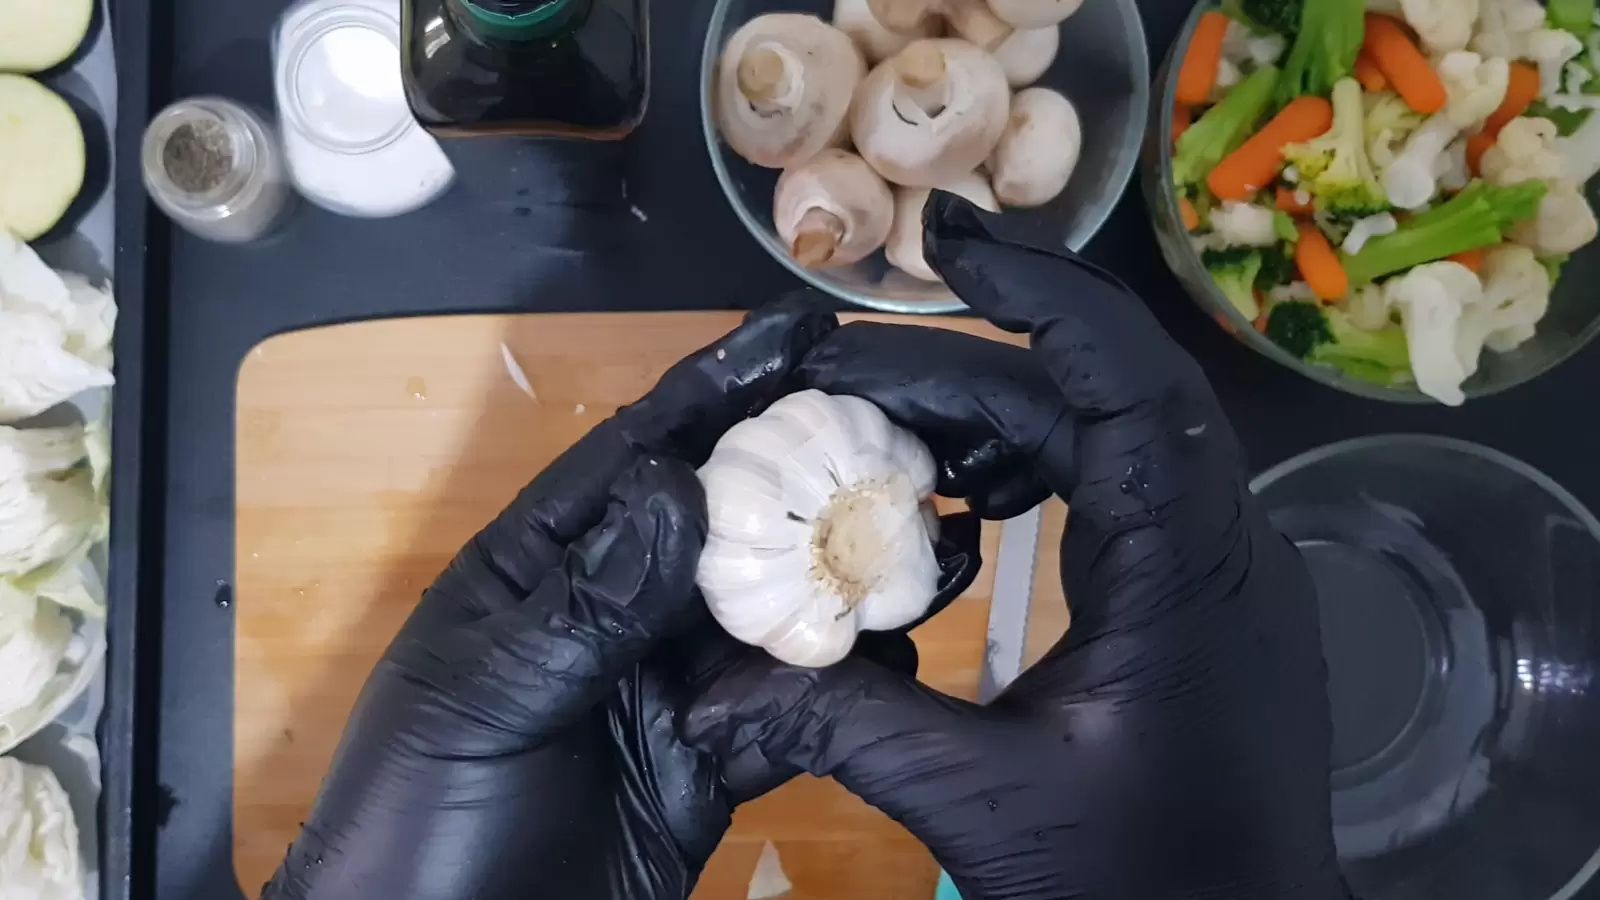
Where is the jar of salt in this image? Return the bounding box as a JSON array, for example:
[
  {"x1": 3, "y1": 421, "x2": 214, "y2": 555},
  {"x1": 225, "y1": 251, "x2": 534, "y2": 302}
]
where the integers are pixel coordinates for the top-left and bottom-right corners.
[{"x1": 141, "y1": 97, "x2": 296, "y2": 243}]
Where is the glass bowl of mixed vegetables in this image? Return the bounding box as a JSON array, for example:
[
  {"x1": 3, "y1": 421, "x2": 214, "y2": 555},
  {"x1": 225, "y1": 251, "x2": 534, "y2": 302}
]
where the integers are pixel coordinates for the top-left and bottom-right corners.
[{"x1": 1143, "y1": 0, "x2": 1600, "y2": 404}]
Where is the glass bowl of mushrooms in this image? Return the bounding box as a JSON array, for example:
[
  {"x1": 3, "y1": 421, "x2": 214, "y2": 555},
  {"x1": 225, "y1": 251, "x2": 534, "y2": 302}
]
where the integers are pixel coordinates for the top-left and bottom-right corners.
[{"x1": 701, "y1": 0, "x2": 1150, "y2": 313}]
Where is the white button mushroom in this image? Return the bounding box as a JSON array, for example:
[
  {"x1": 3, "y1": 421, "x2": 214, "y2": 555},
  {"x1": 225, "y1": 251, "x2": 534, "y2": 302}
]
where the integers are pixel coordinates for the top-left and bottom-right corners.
[
  {"x1": 851, "y1": 39, "x2": 1012, "y2": 187},
  {"x1": 696, "y1": 390, "x2": 942, "y2": 668},
  {"x1": 988, "y1": 86, "x2": 1081, "y2": 207},
  {"x1": 715, "y1": 14, "x2": 866, "y2": 169},
  {"x1": 773, "y1": 149, "x2": 895, "y2": 268},
  {"x1": 886, "y1": 172, "x2": 999, "y2": 281},
  {"x1": 834, "y1": 0, "x2": 941, "y2": 63},
  {"x1": 991, "y1": 26, "x2": 1060, "y2": 87},
  {"x1": 986, "y1": 0, "x2": 1084, "y2": 29},
  {"x1": 868, "y1": 0, "x2": 1014, "y2": 50}
]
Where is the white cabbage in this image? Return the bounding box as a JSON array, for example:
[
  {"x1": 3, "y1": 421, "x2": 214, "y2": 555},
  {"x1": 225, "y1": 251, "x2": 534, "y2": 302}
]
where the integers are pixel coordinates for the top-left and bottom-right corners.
[
  {"x1": 0, "y1": 757, "x2": 82, "y2": 900},
  {"x1": 0, "y1": 231, "x2": 115, "y2": 424},
  {"x1": 0, "y1": 424, "x2": 104, "y2": 579}
]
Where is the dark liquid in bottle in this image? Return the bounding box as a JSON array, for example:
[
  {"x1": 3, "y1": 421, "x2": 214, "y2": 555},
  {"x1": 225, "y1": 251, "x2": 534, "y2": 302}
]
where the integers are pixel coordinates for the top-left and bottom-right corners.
[{"x1": 401, "y1": 0, "x2": 648, "y2": 139}]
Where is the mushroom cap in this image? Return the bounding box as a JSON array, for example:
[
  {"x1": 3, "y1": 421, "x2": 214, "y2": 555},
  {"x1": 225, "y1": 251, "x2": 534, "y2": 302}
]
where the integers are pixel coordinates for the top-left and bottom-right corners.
[
  {"x1": 716, "y1": 14, "x2": 866, "y2": 169},
  {"x1": 866, "y1": 0, "x2": 942, "y2": 35},
  {"x1": 850, "y1": 39, "x2": 1012, "y2": 188},
  {"x1": 941, "y1": 0, "x2": 1013, "y2": 49},
  {"x1": 986, "y1": 0, "x2": 1083, "y2": 29},
  {"x1": 992, "y1": 26, "x2": 1059, "y2": 87},
  {"x1": 835, "y1": 0, "x2": 941, "y2": 63},
  {"x1": 774, "y1": 149, "x2": 895, "y2": 268},
  {"x1": 989, "y1": 86, "x2": 1081, "y2": 207},
  {"x1": 885, "y1": 172, "x2": 999, "y2": 281}
]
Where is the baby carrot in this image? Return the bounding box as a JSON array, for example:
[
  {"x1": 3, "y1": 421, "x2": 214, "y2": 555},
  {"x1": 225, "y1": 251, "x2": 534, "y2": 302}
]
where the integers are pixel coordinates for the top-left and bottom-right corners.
[
  {"x1": 1353, "y1": 51, "x2": 1388, "y2": 92},
  {"x1": 1173, "y1": 104, "x2": 1192, "y2": 145},
  {"x1": 1276, "y1": 185, "x2": 1315, "y2": 214},
  {"x1": 1483, "y1": 61, "x2": 1540, "y2": 136},
  {"x1": 1447, "y1": 247, "x2": 1488, "y2": 271},
  {"x1": 1176, "y1": 12, "x2": 1231, "y2": 105},
  {"x1": 1296, "y1": 224, "x2": 1348, "y2": 301},
  {"x1": 1363, "y1": 14, "x2": 1447, "y2": 114},
  {"x1": 1465, "y1": 132, "x2": 1496, "y2": 176},
  {"x1": 1180, "y1": 195, "x2": 1201, "y2": 230},
  {"x1": 1207, "y1": 96, "x2": 1335, "y2": 201}
]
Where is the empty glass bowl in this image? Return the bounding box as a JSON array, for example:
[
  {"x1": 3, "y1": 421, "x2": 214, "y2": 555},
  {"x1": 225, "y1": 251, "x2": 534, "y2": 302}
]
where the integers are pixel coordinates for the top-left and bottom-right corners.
[
  {"x1": 1143, "y1": 4, "x2": 1600, "y2": 402},
  {"x1": 1253, "y1": 436, "x2": 1600, "y2": 899},
  {"x1": 701, "y1": 0, "x2": 1150, "y2": 313}
]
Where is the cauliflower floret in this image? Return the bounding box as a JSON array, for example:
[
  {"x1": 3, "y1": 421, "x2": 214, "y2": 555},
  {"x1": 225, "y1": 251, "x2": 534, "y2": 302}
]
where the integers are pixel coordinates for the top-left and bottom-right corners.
[
  {"x1": 1339, "y1": 282, "x2": 1393, "y2": 331},
  {"x1": 1283, "y1": 78, "x2": 1387, "y2": 214},
  {"x1": 1527, "y1": 29, "x2": 1585, "y2": 98},
  {"x1": 1269, "y1": 280, "x2": 1319, "y2": 303},
  {"x1": 1365, "y1": 91, "x2": 1425, "y2": 170},
  {"x1": 1383, "y1": 114, "x2": 1462, "y2": 208},
  {"x1": 1212, "y1": 57, "x2": 1243, "y2": 102},
  {"x1": 1509, "y1": 179, "x2": 1600, "y2": 254},
  {"x1": 1341, "y1": 212, "x2": 1399, "y2": 254},
  {"x1": 1383, "y1": 261, "x2": 1484, "y2": 405},
  {"x1": 1208, "y1": 201, "x2": 1279, "y2": 247},
  {"x1": 1435, "y1": 138, "x2": 1471, "y2": 190},
  {"x1": 1556, "y1": 109, "x2": 1600, "y2": 182},
  {"x1": 1479, "y1": 116, "x2": 1566, "y2": 185},
  {"x1": 1464, "y1": 244, "x2": 1551, "y2": 359},
  {"x1": 1437, "y1": 51, "x2": 1510, "y2": 127},
  {"x1": 1398, "y1": 0, "x2": 1480, "y2": 54},
  {"x1": 1472, "y1": 0, "x2": 1547, "y2": 58},
  {"x1": 1221, "y1": 19, "x2": 1286, "y2": 68}
]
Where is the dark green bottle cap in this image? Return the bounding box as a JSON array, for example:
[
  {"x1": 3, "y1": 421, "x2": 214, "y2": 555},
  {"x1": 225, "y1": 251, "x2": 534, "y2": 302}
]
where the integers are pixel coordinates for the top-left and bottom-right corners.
[{"x1": 457, "y1": 0, "x2": 578, "y2": 40}]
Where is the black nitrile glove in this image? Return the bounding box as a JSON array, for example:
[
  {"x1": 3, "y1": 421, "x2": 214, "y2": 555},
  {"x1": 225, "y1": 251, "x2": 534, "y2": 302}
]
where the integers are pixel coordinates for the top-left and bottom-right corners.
[
  {"x1": 262, "y1": 301, "x2": 982, "y2": 900},
  {"x1": 685, "y1": 195, "x2": 1348, "y2": 900}
]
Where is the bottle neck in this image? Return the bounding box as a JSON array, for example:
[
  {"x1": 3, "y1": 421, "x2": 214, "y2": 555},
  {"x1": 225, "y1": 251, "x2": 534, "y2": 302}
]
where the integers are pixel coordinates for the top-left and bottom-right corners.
[{"x1": 450, "y1": 0, "x2": 584, "y2": 41}]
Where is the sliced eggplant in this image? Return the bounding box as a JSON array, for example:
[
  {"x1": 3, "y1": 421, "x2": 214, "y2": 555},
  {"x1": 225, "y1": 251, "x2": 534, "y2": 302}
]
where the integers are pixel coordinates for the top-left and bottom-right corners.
[
  {"x1": 0, "y1": 74, "x2": 95, "y2": 242},
  {"x1": 0, "y1": 0, "x2": 97, "y2": 74}
]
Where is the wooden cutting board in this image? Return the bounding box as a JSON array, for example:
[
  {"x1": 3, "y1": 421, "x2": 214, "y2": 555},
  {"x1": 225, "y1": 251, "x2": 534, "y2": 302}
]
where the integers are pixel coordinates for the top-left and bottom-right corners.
[{"x1": 233, "y1": 312, "x2": 1070, "y2": 899}]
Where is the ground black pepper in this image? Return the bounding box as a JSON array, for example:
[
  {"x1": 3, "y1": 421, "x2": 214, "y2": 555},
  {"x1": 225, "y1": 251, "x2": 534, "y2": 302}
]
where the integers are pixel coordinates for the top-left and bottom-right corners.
[{"x1": 162, "y1": 120, "x2": 234, "y2": 194}]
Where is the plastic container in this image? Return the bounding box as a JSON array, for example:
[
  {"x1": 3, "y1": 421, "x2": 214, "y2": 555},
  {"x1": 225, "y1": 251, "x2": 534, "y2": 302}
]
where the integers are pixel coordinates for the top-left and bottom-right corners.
[
  {"x1": 1142, "y1": 3, "x2": 1600, "y2": 402},
  {"x1": 700, "y1": 0, "x2": 1150, "y2": 313},
  {"x1": 274, "y1": 0, "x2": 454, "y2": 217},
  {"x1": 140, "y1": 97, "x2": 296, "y2": 243},
  {"x1": 1252, "y1": 435, "x2": 1600, "y2": 900}
]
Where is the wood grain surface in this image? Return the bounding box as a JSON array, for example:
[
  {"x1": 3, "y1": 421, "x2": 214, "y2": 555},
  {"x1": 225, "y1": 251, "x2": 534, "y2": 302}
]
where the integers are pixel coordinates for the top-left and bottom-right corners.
[{"x1": 233, "y1": 312, "x2": 1070, "y2": 899}]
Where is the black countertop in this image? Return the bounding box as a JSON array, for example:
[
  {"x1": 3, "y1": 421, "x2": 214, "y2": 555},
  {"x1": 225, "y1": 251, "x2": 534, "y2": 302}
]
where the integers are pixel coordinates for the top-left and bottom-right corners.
[{"x1": 135, "y1": 0, "x2": 1600, "y2": 897}]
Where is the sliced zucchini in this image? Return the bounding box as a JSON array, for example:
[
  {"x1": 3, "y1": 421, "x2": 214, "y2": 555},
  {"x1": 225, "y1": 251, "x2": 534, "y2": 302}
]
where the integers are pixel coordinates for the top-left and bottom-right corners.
[
  {"x1": 0, "y1": 75, "x2": 87, "y2": 242},
  {"x1": 0, "y1": 0, "x2": 96, "y2": 74}
]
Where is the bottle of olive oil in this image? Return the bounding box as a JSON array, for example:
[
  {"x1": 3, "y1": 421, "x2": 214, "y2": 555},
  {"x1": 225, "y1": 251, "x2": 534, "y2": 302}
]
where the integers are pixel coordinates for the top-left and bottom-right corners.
[{"x1": 400, "y1": 0, "x2": 648, "y2": 139}]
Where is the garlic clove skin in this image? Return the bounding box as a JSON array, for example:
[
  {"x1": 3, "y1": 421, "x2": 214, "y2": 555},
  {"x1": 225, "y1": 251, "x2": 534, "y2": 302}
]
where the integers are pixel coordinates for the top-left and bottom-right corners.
[{"x1": 697, "y1": 390, "x2": 941, "y2": 668}]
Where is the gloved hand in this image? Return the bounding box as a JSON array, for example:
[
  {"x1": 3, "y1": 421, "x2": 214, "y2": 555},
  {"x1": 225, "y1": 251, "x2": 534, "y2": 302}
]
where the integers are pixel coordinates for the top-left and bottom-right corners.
[
  {"x1": 685, "y1": 195, "x2": 1348, "y2": 900},
  {"x1": 262, "y1": 301, "x2": 982, "y2": 900}
]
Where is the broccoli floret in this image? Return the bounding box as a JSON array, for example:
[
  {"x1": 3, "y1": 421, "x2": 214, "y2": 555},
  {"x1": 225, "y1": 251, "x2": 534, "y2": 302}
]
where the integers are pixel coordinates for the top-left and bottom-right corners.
[
  {"x1": 1255, "y1": 243, "x2": 1296, "y2": 291},
  {"x1": 1230, "y1": 0, "x2": 1303, "y2": 36},
  {"x1": 1265, "y1": 301, "x2": 1411, "y2": 382},
  {"x1": 1341, "y1": 179, "x2": 1549, "y2": 283},
  {"x1": 1274, "y1": 0, "x2": 1364, "y2": 105},
  {"x1": 1173, "y1": 66, "x2": 1280, "y2": 186},
  {"x1": 1203, "y1": 246, "x2": 1265, "y2": 318},
  {"x1": 1283, "y1": 78, "x2": 1386, "y2": 214}
]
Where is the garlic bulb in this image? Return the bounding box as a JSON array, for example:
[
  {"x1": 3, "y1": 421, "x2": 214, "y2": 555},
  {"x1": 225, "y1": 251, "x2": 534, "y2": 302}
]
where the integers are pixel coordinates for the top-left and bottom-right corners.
[{"x1": 696, "y1": 390, "x2": 941, "y2": 667}]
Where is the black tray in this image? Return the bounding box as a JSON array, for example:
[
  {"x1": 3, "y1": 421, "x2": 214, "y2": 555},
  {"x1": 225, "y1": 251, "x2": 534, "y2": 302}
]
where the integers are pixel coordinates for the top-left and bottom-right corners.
[{"x1": 115, "y1": 0, "x2": 1600, "y2": 897}]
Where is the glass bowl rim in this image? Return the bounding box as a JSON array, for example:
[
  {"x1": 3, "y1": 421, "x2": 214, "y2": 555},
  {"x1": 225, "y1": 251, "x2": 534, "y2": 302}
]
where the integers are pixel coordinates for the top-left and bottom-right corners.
[{"x1": 699, "y1": 0, "x2": 1153, "y2": 315}]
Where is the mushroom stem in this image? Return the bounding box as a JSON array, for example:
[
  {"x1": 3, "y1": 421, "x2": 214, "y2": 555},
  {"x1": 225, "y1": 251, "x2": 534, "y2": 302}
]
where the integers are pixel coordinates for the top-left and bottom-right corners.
[
  {"x1": 943, "y1": 0, "x2": 1013, "y2": 50},
  {"x1": 737, "y1": 46, "x2": 792, "y2": 107},
  {"x1": 791, "y1": 207, "x2": 846, "y2": 267},
  {"x1": 868, "y1": 0, "x2": 939, "y2": 34},
  {"x1": 894, "y1": 40, "x2": 947, "y2": 88}
]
